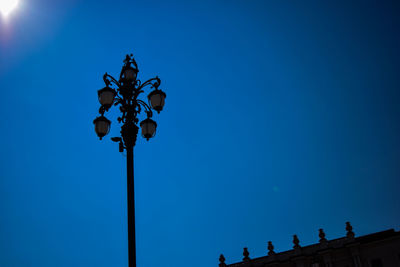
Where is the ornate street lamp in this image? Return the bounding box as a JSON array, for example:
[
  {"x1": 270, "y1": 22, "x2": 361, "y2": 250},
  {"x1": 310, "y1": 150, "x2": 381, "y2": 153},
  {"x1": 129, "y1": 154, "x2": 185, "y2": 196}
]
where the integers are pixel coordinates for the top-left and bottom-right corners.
[{"x1": 93, "y1": 54, "x2": 166, "y2": 267}]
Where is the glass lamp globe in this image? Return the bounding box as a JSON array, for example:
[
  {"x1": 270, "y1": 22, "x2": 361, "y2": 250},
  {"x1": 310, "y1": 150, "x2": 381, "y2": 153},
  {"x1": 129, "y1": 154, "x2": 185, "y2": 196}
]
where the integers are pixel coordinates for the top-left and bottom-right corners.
[
  {"x1": 123, "y1": 66, "x2": 137, "y2": 82},
  {"x1": 98, "y1": 86, "x2": 116, "y2": 106},
  {"x1": 140, "y1": 118, "x2": 157, "y2": 140},
  {"x1": 93, "y1": 116, "x2": 111, "y2": 140},
  {"x1": 148, "y1": 89, "x2": 166, "y2": 113}
]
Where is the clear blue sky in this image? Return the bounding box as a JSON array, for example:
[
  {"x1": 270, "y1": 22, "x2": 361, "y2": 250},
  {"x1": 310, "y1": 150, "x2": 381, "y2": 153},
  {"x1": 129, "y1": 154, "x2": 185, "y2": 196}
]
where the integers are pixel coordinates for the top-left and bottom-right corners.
[{"x1": 1, "y1": 0, "x2": 399, "y2": 266}]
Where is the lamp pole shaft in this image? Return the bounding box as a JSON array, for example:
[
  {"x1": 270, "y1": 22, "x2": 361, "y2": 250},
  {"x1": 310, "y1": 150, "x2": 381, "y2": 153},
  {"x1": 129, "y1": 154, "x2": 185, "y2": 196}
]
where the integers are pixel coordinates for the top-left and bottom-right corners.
[{"x1": 126, "y1": 145, "x2": 136, "y2": 267}]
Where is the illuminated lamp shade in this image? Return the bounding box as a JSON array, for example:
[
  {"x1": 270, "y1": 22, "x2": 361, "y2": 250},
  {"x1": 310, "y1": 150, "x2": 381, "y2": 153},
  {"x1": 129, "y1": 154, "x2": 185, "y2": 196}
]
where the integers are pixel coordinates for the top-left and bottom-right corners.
[
  {"x1": 93, "y1": 116, "x2": 111, "y2": 140},
  {"x1": 97, "y1": 86, "x2": 116, "y2": 106},
  {"x1": 148, "y1": 89, "x2": 166, "y2": 113},
  {"x1": 140, "y1": 118, "x2": 157, "y2": 140}
]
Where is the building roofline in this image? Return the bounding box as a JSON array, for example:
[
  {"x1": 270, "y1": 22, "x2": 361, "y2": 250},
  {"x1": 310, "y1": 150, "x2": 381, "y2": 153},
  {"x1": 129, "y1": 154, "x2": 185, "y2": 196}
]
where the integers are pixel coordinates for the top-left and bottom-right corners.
[{"x1": 224, "y1": 228, "x2": 400, "y2": 267}]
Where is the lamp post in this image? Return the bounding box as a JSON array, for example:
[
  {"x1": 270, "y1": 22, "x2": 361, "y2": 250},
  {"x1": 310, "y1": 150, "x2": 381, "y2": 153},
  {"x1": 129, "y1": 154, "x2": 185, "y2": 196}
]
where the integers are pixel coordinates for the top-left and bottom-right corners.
[{"x1": 93, "y1": 54, "x2": 166, "y2": 267}]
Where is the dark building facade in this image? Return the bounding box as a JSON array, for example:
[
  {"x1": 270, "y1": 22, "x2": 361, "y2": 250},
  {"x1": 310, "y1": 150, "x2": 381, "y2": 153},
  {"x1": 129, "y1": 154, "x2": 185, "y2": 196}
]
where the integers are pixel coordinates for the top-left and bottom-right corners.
[{"x1": 219, "y1": 223, "x2": 400, "y2": 267}]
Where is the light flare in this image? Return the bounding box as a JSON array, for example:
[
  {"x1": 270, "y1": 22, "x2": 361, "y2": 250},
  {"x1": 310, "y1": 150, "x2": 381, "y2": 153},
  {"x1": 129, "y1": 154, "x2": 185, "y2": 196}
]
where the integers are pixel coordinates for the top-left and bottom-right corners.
[{"x1": 0, "y1": 0, "x2": 19, "y2": 17}]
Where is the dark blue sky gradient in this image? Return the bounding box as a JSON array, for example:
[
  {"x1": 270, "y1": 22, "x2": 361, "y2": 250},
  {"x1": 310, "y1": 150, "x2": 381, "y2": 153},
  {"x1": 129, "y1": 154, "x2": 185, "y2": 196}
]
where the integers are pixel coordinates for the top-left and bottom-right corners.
[{"x1": 1, "y1": 0, "x2": 399, "y2": 266}]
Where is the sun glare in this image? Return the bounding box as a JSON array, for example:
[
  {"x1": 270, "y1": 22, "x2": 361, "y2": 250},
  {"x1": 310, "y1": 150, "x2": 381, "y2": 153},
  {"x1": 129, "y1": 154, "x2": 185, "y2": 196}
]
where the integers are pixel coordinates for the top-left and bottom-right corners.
[{"x1": 0, "y1": 0, "x2": 19, "y2": 17}]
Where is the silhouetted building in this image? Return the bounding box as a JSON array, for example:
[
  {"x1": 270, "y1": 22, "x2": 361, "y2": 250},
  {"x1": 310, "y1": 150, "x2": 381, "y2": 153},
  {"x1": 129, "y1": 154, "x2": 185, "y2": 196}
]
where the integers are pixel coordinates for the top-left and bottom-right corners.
[{"x1": 219, "y1": 222, "x2": 400, "y2": 267}]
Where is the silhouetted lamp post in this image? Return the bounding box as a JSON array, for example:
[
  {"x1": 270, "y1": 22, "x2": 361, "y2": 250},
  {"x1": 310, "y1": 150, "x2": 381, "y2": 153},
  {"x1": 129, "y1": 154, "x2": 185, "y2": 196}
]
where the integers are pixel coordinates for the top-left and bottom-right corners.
[{"x1": 93, "y1": 54, "x2": 166, "y2": 267}]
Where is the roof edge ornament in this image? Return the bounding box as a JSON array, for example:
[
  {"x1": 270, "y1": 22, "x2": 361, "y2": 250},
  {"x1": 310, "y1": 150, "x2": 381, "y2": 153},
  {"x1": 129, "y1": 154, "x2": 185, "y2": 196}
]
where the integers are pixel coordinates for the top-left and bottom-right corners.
[
  {"x1": 243, "y1": 247, "x2": 250, "y2": 261},
  {"x1": 346, "y1": 221, "x2": 355, "y2": 239},
  {"x1": 219, "y1": 254, "x2": 226, "y2": 267},
  {"x1": 293, "y1": 234, "x2": 301, "y2": 249},
  {"x1": 268, "y1": 241, "x2": 275, "y2": 256},
  {"x1": 319, "y1": 228, "x2": 327, "y2": 243}
]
